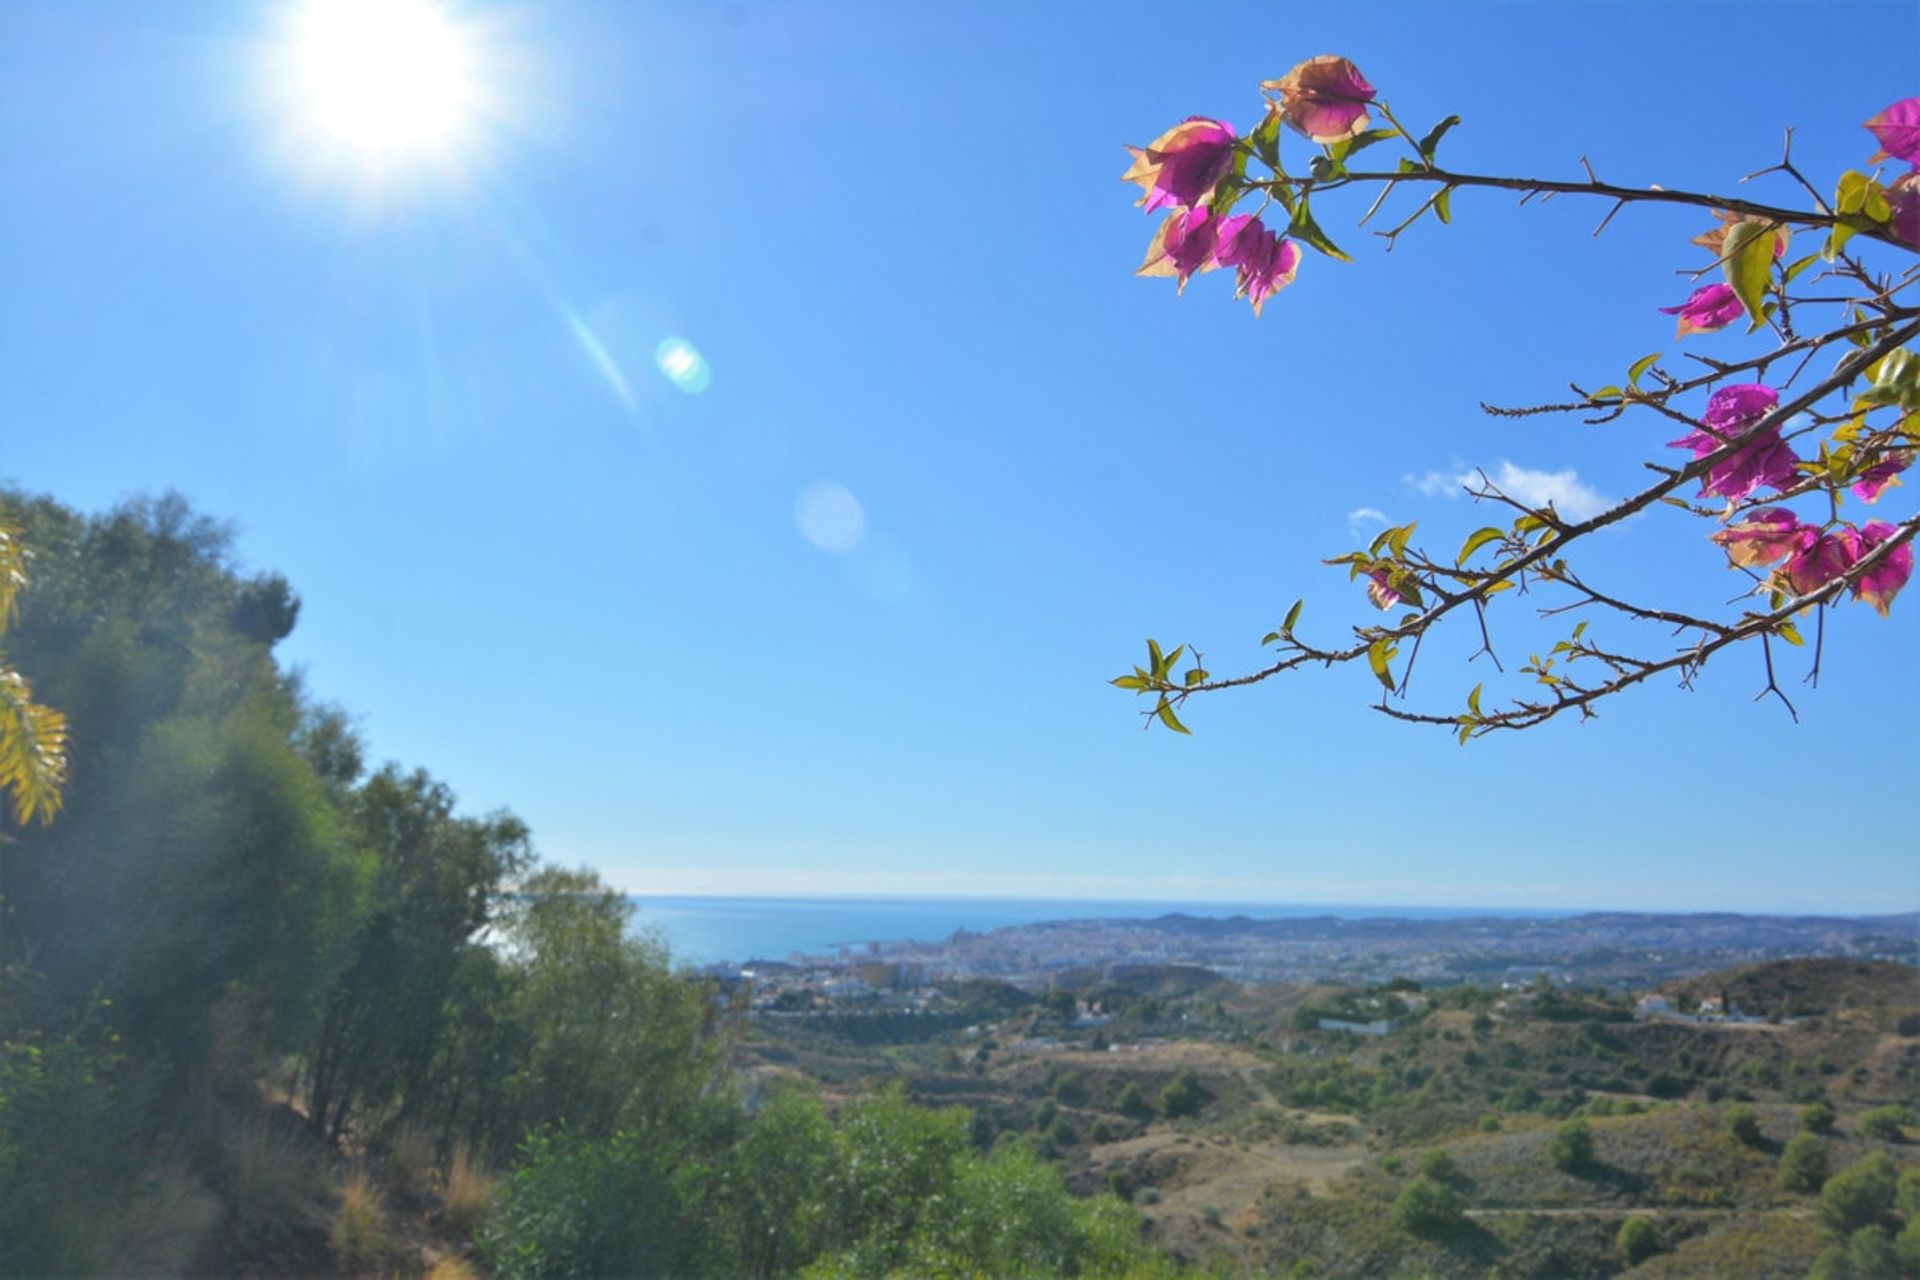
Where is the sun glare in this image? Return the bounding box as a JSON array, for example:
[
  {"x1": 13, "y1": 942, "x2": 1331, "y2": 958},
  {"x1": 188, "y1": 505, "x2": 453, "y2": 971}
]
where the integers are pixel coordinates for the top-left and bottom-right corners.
[{"x1": 270, "y1": 0, "x2": 487, "y2": 179}]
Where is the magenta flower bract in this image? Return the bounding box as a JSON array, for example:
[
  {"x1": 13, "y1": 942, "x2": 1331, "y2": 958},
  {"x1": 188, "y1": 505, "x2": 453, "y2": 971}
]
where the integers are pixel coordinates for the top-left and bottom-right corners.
[
  {"x1": 1215, "y1": 214, "x2": 1301, "y2": 316},
  {"x1": 1702, "y1": 383, "x2": 1780, "y2": 434},
  {"x1": 1709, "y1": 508, "x2": 1815, "y2": 570},
  {"x1": 1889, "y1": 172, "x2": 1920, "y2": 249},
  {"x1": 1123, "y1": 118, "x2": 1238, "y2": 214},
  {"x1": 1668, "y1": 384, "x2": 1798, "y2": 501},
  {"x1": 1848, "y1": 521, "x2": 1914, "y2": 617},
  {"x1": 1136, "y1": 206, "x2": 1220, "y2": 291},
  {"x1": 1853, "y1": 449, "x2": 1912, "y2": 503},
  {"x1": 1365, "y1": 568, "x2": 1402, "y2": 611},
  {"x1": 1659, "y1": 283, "x2": 1745, "y2": 337},
  {"x1": 1264, "y1": 56, "x2": 1376, "y2": 144},
  {"x1": 1779, "y1": 531, "x2": 1857, "y2": 597},
  {"x1": 1865, "y1": 97, "x2": 1920, "y2": 166}
]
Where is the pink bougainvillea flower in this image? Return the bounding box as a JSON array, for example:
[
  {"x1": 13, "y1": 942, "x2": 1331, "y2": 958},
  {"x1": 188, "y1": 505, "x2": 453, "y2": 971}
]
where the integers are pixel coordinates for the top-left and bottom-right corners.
[
  {"x1": 1888, "y1": 172, "x2": 1920, "y2": 249},
  {"x1": 1659, "y1": 283, "x2": 1745, "y2": 337},
  {"x1": 1215, "y1": 214, "x2": 1301, "y2": 316},
  {"x1": 1136, "y1": 206, "x2": 1220, "y2": 290},
  {"x1": 1668, "y1": 385, "x2": 1798, "y2": 501},
  {"x1": 1122, "y1": 118, "x2": 1238, "y2": 214},
  {"x1": 1701, "y1": 383, "x2": 1780, "y2": 436},
  {"x1": 1864, "y1": 97, "x2": 1920, "y2": 166},
  {"x1": 1709, "y1": 508, "x2": 1815, "y2": 570},
  {"x1": 1778, "y1": 530, "x2": 1858, "y2": 597},
  {"x1": 1853, "y1": 449, "x2": 1913, "y2": 503},
  {"x1": 1263, "y1": 56, "x2": 1376, "y2": 144},
  {"x1": 1848, "y1": 520, "x2": 1914, "y2": 617},
  {"x1": 1365, "y1": 568, "x2": 1402, "y2": 611}
]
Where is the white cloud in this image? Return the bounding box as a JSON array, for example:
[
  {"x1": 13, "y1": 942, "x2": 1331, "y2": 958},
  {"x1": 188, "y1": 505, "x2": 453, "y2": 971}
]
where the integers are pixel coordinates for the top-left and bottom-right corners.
[
  {"x1": 1404, "y1": 468, "x2": 1469, "y2": 499},
  {"x1": 1346, "y1": 506, "x2": 1389, "y2": 536},
  {"x1": 1403, "y1": 460, "x2": 1614, "y2": 522},
  {"x1": 1484, "y1": 461, "x2": 1613, "y2": 521}
]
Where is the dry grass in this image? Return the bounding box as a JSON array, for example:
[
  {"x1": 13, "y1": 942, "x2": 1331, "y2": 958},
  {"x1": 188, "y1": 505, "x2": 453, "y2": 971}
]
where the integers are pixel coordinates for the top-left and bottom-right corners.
[
  {"x1": 387, "y1": 1122, "x2": 437, "y2": 1200},
  {"x1": 329, "y1": 1170, "x2": 392, "y2": 1272},
  {"x1": 109, "y1": 1162, "x2": 222, "y2": 1276},
  {"x1": 440, "y1": 1144, "x2": 498, "y2": 1237},
  {"x1": 425, "y1": 1253, "x2": 482, "y2": 1280},
  {"x1": 213, "y1": 1107, "x2": 332, "y2": 1245}
]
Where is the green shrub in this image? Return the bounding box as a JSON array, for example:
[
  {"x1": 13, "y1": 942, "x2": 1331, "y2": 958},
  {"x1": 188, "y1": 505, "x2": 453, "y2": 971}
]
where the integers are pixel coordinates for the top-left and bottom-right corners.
[
  {"x1": 1897, "y1": 1167, "x2": 1920, "y2": 1216},
  {"x1": 1724, "y1": 1103, "x2": 1763, "y2": 1147},
  {"x1": 1390, "y1": 1175, "x2": 1464, "y2": 1237},
  {"x1": 1478, "y1": 1113, "x2": 1502, "y2": 1133},
  {"x1": 1116, "y1": 1082, "x2": 1149, "y2": 1117},
  {"x1": 1817, "y1": 1152, "x2": 1897, "y2": 1237},
  {"x1": 1616, "y1": 1213, "x2": 1660, "y2": 1265},
  {"x1": 1846, "y1": 1225, "x2": 1898, "y2": 1277},
  {"x1": 1897, "y1": 1216, "x2": 1920, "y2": 1276},
  {"x1": 1032, "y1": 1098, "x2": 1059, "y2": 1130},
  {"x1": 1417, "y1": 1149, "x2": 1456, "y2": 1183},
  {"x1": 1547, "y1": 1118, "x2": 1594, "y2": 1173},
  {"x1": 479, "y1": 1130, "x2": 712, "y2": 1280},
  {"x1": 1158, "y1": 1069, "x2": 1206, "y2": 1120},
  {"x1": 1803, "y1": 1101, "x2": 1838, "y2": 1135},
  {"x1": 1779, "y1": 1133, "x2": 1831, "y2": 1194},
  {"x1": 1381, "y1": 1154, "x2": 1404, "y2": 1175},
  {"x1": 1859, "y1": 1106, "x2": 1910, "y2": 1143}
]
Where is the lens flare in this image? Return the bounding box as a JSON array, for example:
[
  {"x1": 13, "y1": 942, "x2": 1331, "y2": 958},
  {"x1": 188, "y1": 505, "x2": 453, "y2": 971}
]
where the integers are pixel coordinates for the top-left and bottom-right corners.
[
  {"x1": 795, "y1": 483, "x2": 865, "y2": 553},
  {"x1": 655, "y1": 338, "x2": 712, "y2": 394}
]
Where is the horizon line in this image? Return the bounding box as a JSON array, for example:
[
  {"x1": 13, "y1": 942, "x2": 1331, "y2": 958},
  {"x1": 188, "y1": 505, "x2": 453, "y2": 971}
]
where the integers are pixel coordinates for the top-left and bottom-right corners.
[{"x1": 617, "y1": 890, "x2": 1919, "y2": 922}]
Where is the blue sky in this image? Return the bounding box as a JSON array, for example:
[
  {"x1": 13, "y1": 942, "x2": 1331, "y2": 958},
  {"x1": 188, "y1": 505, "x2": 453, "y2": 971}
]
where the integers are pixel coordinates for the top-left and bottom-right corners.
[{"x1": 4, "y1": 2, "x2": 1916, "y2": 913}]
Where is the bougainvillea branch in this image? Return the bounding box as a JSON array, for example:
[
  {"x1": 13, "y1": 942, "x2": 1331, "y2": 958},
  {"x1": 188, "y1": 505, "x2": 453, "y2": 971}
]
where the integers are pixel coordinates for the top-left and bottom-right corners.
[{"x1": 1114, "y1": 59, "x2": 1918, "y2": 738}]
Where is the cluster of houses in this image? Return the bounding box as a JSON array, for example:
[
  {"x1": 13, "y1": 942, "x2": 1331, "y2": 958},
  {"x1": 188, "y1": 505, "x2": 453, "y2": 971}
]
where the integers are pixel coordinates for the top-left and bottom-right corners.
[{"x1": 1632, "y1": 992, "x2": 1770, "y2": 1025}]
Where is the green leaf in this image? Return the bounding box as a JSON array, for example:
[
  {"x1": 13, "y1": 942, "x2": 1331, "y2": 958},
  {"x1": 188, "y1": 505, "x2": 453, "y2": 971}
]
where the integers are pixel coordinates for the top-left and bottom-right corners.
[
  {"x1": 1457, "y1": 719, "x2": 1474, "y2": 746},
  {"x1": 1835, "y1": 170, "x2": 1870, "y2": 215},
  {"x1": 1250, "y1": 104, "x2": 1282, "y2": 169},
  {"x1": 1782, "y1": 252, "x2": 1819, "y2": 285},
  {"x1": 1824, "y1": 221, "x2": 1860, "y2": 263},
  {"x1": 1367, "y1": 637, "x2": 1398, "y2": 691},
  {"x1": 1163, "y1": 644, "x2": 1186, "y2": 673},
  {"x1": 1387, "y1": 522, "x2": 1416, "y2": 559},
  {"x1": 1288, "y1": 200, "x2": 1352, "y2": 262},
  {"x1": 1184, "y1": 668, "x2": 1209, "y2": 687},
  {"x1": 1416, "y1": 114, "x2": 1461, "y2": 161},
  {"x1": 1147, "y1": 638, "x2": 1164, "y2": 675},
  {"x1": 1328, "y1": 126, "x2": 1401, "y2": 166},
  {"x1": 1627, "y1": 352, "x2": 1662, "y2": 387},
  {"x1": 1776, "y1": 620, "x2": 1804, "y2": 647},
  {"x1": 1456, "y1": 526, "x2": 1506, "y2": 565},
  {"x1": 1860, "y1": 348, "x2": 1920, "y2": 410},
  {"x1": 1283, "y1": 598, "x2": 1305, "y2": 635},
  {"x1": 1590, "y1": 386, "x2": 1623, "y2": 401},
  {"x1": 1433, "y1": 185, "x2": 1453, "y2": 224},
  {"x1": 1155, "y1": 699, "x2": 1191, "y2": 734},
  {"x1": 1721, "y1": 219, "x2": 1776, "y2": 329},
  {"x1": 1111, "y1": 675, "x2": 1148, "y2": 690},
  {"x1": 1467, "y1": 683, "x2": 1483, "y2": 716}
]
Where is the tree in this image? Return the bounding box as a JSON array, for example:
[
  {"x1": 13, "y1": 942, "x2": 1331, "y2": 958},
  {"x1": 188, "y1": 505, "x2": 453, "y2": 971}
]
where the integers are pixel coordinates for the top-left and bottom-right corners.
[
  {"x1": 1417, "y1": 1148, "x2": 1457, "y2": 1183},
  {"x1": 0, "y1": 515, "x2": 66, "y2": 827},
  {"x1": 1547, "y1": 1117, "x2": 1595, "y2": 1173},
  {"x1": 1846, "y1": 1225, "x2": 1899, "y2": 1279},
  {"x1": 1805, "y1": 1101, "x2": 1839, "y2": 1134},
  {"x1": 1780, "y1": 1132, "x2": 1832, "y2": 1194},
  {"x1": 1616, "y1": 1214, "x2": 1660, "y2": 1266},
  {"x1": 1390, "y1": 1175, "x2": 1464, "y2": 1237},
  {"x1": 1860, "y1": 1105, "x2": 1911, "y2": 1142},
  {"x1": 1114, "y1": 63, "x2": 1917, "y2": 737},
  {"x1": 1818, "y1": 1152, "x2": 1897, "y2": 1236},
  {"x1": 1726, "y1": 1103, "x2": 1764, "y2": 1147},
  {"x1": 1158, "y1": 1067, "x2": 1207, "y2": 1119}
]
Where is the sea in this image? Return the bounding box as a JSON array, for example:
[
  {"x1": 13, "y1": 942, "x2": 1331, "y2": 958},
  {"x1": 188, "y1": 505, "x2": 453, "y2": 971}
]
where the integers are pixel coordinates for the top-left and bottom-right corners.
[{"x1": 626, "y1": 896, "x2": 1580, "y2": 969}]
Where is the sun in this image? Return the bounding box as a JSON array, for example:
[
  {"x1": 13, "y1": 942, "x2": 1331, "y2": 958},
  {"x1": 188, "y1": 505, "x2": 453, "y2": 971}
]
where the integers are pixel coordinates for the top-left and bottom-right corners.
[{"x1": 269, "y1": 0, "x2": 488, "y2": 178}]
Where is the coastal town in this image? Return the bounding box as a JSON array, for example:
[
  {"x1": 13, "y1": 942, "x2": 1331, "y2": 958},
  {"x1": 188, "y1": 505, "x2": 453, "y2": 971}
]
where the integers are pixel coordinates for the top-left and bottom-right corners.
[{"x1": 702, "y1": 908, "x2": 1919, "y2": 1024}]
